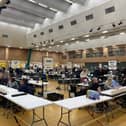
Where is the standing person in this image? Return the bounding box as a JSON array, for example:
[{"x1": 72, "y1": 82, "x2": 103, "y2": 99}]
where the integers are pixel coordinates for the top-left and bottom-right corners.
[{"x1": 80, "y1": 68, "x2": 88, "y2": 82}]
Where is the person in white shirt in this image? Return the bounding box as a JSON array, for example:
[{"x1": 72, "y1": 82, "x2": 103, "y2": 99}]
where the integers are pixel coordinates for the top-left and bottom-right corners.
[{"x1": 80, "y1": 68, "x2": 88, "y2": 82}]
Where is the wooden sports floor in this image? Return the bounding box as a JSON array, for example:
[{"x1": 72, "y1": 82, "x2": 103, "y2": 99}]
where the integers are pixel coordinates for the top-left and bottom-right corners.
[{"x1": 0, "y1": 80, "x2": 126, "y2": 126}]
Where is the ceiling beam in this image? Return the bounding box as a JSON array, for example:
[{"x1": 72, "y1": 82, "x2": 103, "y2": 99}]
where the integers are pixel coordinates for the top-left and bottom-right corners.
[
  {"x1": 35, "y1": 0, "x2": 71, "y2": 12},
  {"x1": 2, "y1": 7, "x2": 44, "y2": 24},
  {"x1": 0, "y1": 15, "x2": 34, "y2": 28},
  {"x1": 8, "y1": 0, "x2": 56, "y2": 19},
  {"x1": 72, "y1": 0, "x2": 87, "y2": 5}
]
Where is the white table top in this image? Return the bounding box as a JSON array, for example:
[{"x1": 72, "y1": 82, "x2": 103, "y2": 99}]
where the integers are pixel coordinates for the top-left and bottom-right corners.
[
  {"x1": 0, "y1": 85, "x2": 52, "y2": 110},
  {"x1": 22, "y1": 75, "x2": 30, "y2": 79},
  {"x1": 5, "y1": 94, "x2": 52, "y2": 110},
  {"x1": 55, "y1": 95, "x2": 112, "y2": 110},
  {"x1": 24, "y1": 70, "x2": 35, "y2": 74},
  {"x1": 77, "y1": 83, "x2": 89, "y2": 87},
  {"x1": 0, "y1": 85, "x2": 19, "y2": 95},
  {"x1": 101, "y1": 86, "x2": 126, "y2": 97},
  {"x1": 104, "y1": 74, "x2": 115, "y2": 77},
  {"x1": 59, "y1": 78, "x2": 80, "y2": 81},
  {"x1": 28, "y1": 80, "x2": 49, "y2": 86}
]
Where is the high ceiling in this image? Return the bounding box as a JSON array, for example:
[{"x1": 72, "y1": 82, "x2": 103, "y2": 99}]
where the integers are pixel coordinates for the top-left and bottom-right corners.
[{"x1": 0, "y1": 0, "x2": 87, "y2": 28}]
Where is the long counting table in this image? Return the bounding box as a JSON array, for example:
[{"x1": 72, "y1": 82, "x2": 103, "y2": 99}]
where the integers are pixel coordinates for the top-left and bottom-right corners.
[
  {"x1": 28, "y1": 80, "x2": 49, "y2": 87},
  {"x1": 101, "y1": 86, "x2": 126, "y2": 98},
  {"x1": 55, "y1": 95, "x2": 112, "y2": 126},
  {"x1": 0, "y1": 85, "x2": 52, "y2": 126},
  {"x1": 28, "y1": 80, "x2": 49, "y2": 96}
]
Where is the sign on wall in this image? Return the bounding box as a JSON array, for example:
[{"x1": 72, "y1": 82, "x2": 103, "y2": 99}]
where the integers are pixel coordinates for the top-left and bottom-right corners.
[
  {"x1": 108, "y1": 60, "x2": 117, "y2": 70},
  {"x1": 66, "y1": 62, "x2": 72, "y2": 69},
  {"x1": 43, "y1": 58, "x2": 53, "y2": 70},
  {"x1": 0, "y1": 61, "x2": 7, "y2": 68},
  {"x1": 10, "y1": 60, "x2": 21, "y2": 69}
]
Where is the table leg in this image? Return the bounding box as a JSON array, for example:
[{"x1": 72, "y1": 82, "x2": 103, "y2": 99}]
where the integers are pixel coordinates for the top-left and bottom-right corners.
[
  {"x1": 38, "y1": 84, "x2": 44, "y2": 97},
  {"x1": 31, "y1": 107, "x2": 48, "y2": 126},
  {"x1": 87, "y1": 106, "x2": 106, "y2": 126},
  {"x1": 43, "y1": 107, "x2": 48, "y2": 126},
  {"x1": 57, "y1": 107, "x2": 71, "y2": 126},
  {"x1": 13, "y1": 115, "x2": 21, "y2": 126}
]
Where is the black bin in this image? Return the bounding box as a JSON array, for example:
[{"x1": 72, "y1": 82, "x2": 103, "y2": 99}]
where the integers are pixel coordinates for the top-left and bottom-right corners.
[{"x1": 47, "y1": 93, "x2": 64, "y2": 101}]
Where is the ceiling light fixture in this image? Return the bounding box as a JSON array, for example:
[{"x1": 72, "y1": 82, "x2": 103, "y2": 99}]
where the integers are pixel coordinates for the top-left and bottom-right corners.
[
  {"x1": 7, "y1": 45, "x2": 10, "y2": 48},
  {"x1": 38, "y1": 3, "x2": 48, "y2": 8},
  {"x1": 35, "y1": 45, "x2": 39, "y2": 48},
  {"x1": 64, "y1": 0, "x2": 73, "y2": 4},
  {"x1": 120, "y1": 32, "x2": 125, "y2": 35},
  {"x1": 76, "y1": 41, "x2": 80, "y2": 44},
  {"x1": 43, "y1": 44, "x2": 46, "y2": 47},
  {"x1": 60, "y1": 40, "x2": 64, "y2": 43},
  {"x1": 102, "y1": 30, "x2": 108, "y2": 34},
  {"x1": 65, "y1": 43, "x2": 69, "y2": 46},
  {"x1": 49, "y1": 7, "x2": 58, "y2": 12},
  {"x1": 50, "y1": 42, "x2": 54, "y2": 45},
  {"x1": 71, "y1": 38, "x2": 75, "y2": 41},
  {"x1": 56, "y1": 45, "x2": 60, "y2": 47},
  {"x1": 28, "y1": 0, "x2": 36, "y2": 4},
  {"x1": 20, "y1": 47, "x2": 23, "y2": 49},
  {"x1": 100, "y1": 36, "x2": 105, "y2": 39},
  {"x1": 86, "y1": 39, "x2": 90, "y2": 42},
  {"x1": 84, "y1": 34, "x2": 90, "y2": 37}
]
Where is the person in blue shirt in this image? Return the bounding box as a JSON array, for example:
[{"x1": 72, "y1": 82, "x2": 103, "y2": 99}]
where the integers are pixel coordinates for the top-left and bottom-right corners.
[
  {"x1": 105, "y1": 76, "x2": 120, "y2": 89},
  {"x1": 111, "y1": 76, "x2": 120, "y2": 88}
]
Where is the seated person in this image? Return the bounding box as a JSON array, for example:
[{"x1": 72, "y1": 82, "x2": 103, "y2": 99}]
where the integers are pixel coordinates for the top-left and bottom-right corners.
[
  {"x1": 75, "y1": 76, "x2": 90, "y2": 97},
  {"x1": 104, "y1": 77, "x2": 113, "y2": 89},
  {"x1": 89, "y1": 77, "x2": 108, "y2": 111},
  {"x1": 89, "y1": 77, "x2": 101, "y2": 92},
  {"x1": 18, "y1": 79, "x2": 29, "y2": 92},
  {"x1": 111, "y1": 76, "x2": 120, "y2": 88},
  {"x1": 121, "y1": 76, "x2": 126, "y2": 86},
  {"x1": 7, "y1": 75, "x2": 19, "y2": 89},
  {"x1": 18, "y1": 79, "x2": 34, "y2": 94},
  {"x1": 0, "y1": 70, "x2": 7, "y2": 85},
  {"x1": 104, "y1": 76, "x2": 121, "y2": 89}
]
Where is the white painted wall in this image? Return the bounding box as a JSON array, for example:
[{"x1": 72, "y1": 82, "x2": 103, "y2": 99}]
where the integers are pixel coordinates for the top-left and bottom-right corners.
[
  {"x1": 0, "y1": 22, "x2": 29, "y2": 48},
  {"x1": 27, "y1": 0, "x2": 126, "y2": 48},
  {"x1": 33, "y1": 0, "x2": 111, "y2": 30}
]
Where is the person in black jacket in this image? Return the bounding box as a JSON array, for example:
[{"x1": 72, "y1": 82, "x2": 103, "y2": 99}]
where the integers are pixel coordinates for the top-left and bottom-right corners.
[
  {"x1": 89, "y1": 77, "x2": 101, "y2": 92},
  {"x1": 18, "y1": 79, "x2": 35, "y2": 94},
  {"x1": 0, "y1": 69, "x2": 7, "y2": 85},
  {"x1": 89, "y1": 77, "x2": 109, "y2": 112},
  {"x1": 18, "y1": 79, "x2": 29, "y2": 92}
]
